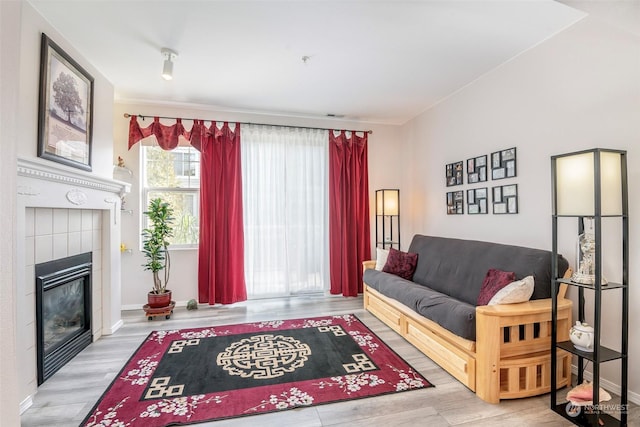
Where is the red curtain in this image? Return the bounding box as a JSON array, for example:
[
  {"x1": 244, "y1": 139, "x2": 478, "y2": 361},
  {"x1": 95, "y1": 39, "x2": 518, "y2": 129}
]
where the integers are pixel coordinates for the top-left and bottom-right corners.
[
  {"x1": 196, "y1": 122, "x2": 247, "y2": 304},
  {"x1": 128, "y1": 116, "x2": 247, "y2": 305},
  {"x1": 329, "y1": 130, "x2": 371, "y2": 296}
]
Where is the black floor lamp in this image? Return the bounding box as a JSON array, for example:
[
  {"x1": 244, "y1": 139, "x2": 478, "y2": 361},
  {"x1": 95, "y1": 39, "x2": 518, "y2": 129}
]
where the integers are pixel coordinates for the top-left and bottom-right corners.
[{"x1": 375, "y1": 189, "x2": 400, "y2": 249}]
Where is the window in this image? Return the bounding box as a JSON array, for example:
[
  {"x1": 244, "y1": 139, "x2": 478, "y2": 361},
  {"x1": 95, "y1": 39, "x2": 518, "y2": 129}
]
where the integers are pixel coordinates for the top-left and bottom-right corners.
[
  {"x1": 142, "y1": 145, "x2": 200, "y2": 248},
  {"x1": 241, "y1": 125, "x2": 329, "y2": 298}
]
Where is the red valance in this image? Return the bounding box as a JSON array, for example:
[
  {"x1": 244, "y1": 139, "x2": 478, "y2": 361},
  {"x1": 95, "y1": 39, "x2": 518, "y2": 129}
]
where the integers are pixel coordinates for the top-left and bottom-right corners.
[{"x1": 127, "y1": 116, "x2": 220, "y2": 151}]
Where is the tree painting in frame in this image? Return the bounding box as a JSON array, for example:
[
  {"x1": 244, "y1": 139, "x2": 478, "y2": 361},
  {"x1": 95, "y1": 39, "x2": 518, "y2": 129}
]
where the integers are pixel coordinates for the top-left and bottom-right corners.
[{"x1": 38, "y1": 33, "x2": 94, "y2": 171}]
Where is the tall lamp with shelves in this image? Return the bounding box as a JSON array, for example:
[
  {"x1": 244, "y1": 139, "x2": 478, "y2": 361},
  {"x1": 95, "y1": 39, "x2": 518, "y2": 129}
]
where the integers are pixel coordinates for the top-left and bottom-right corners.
[
  {"x1": 375, "y1": 189, "x2": 400, "y2": 249},
  {"x1": 551, "y1": 148, "x2": 628, "y2": 426}
]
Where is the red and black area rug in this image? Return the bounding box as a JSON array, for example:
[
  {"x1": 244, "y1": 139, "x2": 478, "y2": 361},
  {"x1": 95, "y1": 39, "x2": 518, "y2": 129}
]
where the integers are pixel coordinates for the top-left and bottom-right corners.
[{"x1": 81, "y1": 314, "x2": 432, "y2": 426}]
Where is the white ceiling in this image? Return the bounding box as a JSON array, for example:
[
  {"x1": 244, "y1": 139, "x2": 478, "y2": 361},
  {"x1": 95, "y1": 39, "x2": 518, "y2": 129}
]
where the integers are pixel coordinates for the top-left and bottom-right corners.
[{"x1": 29, "y1": 1, "x2": 586, "y2": 125}]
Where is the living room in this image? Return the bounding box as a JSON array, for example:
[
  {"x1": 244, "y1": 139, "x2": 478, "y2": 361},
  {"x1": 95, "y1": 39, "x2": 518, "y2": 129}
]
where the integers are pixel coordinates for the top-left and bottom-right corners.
[{"x1": 1, "y1": 1, "x2": 639, "y2": 426}]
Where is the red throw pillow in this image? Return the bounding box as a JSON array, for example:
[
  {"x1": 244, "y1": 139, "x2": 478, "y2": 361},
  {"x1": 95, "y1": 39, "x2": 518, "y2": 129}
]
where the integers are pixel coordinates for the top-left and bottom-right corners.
[
  {"x1": 477, "y1": 268, "x2": 517, "y2": 306},
  {"x1": 382, "y1": 247, "x2": 418, "y2": 280}
]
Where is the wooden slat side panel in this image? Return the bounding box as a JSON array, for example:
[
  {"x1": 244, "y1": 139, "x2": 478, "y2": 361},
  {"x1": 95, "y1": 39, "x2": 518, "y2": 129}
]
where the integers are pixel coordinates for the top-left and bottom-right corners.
[
  {"x1": 500, "y1": 305, "x2": 572, "y2": 359},
  {"x1": 499, "y1": 350, "x2": 571, "y2": 399}
]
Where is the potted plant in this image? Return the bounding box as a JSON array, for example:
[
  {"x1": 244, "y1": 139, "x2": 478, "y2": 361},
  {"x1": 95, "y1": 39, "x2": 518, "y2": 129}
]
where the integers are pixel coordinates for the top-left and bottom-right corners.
[{"x1": 142, "y1": 198, "x2": 174, "y2": 308}]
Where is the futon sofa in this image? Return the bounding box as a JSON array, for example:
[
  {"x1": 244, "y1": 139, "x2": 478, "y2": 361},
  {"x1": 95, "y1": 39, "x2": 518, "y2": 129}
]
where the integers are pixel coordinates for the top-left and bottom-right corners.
[{"x1": 363, "y1": 235, "x2": 573, "y2": 403}]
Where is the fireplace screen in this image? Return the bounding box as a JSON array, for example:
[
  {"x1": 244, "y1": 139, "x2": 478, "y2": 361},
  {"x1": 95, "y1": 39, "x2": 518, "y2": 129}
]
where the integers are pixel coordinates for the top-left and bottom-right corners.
[
  {"x1": 42, "y1": 277, "x2": 85, "y2": 353},
  {"x1": 36, "y1": 252, "x2": 92, "y2": 384}
]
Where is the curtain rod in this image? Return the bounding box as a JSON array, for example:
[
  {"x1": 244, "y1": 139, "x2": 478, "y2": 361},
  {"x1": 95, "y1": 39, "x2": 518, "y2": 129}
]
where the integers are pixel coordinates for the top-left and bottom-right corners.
[{"x1": 123, "y1": 113, "x2": 373, "y2": 135}]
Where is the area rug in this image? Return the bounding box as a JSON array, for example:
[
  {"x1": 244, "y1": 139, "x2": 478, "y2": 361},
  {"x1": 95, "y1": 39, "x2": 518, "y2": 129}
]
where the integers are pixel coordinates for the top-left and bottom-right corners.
[{"x1": 81, "y1": 314, "x2": 432, "y2": 426}]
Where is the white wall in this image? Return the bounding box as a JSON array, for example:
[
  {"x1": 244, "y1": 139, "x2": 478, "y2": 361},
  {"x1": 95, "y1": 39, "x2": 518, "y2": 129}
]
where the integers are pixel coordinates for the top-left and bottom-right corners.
[
  {"x1": 401, "y1": 15, "x2": 640, "y2": 402},
  {"x1": 17, "y1": 2, "x2": 114, "y2": 178},
  {"x1": 1, "y1": 1, "x2": 22, "y2": 425},
  {"x1": 113, "y1": 101, "x2": 403, "y2": 307},
  {"x1": 3, "y1": 0, "x2": 116, "y2": 414}
]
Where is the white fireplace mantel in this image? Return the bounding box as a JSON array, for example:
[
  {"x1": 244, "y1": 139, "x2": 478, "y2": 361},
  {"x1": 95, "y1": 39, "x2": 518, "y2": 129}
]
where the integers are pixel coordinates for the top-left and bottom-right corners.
[
  {"x1": 16, "y1": 156, "x2": 130, "y2": 413},
  {"x1": 16, "y1": 155, "x2": 130, "y2": 330},
  {"x1": 17, "y1": 157, "x2": 130, "y2": 213}
]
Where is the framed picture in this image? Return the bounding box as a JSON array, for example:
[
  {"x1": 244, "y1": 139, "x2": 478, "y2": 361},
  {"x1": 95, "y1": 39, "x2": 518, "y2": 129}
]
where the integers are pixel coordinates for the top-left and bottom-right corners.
[
  {"x1": 446, "y1": 190, "x2": 464, "y2": 215},
  {"x1": 467, "y1": 187, "x2": 488, "y2": 214},
  {"x1": 490, "y1": 147, "x2": 517, "y2": 180},
  {"x1": 466, "y1": 155, "x2": 487, "y2": 184},
  {"x1": 38, "y1": 33, "x2": 94, "y2": 171},
  {"x1": 492, "y1": 184, "x2": 518, "y2": 214},
  {"x1": 446, "y1": 161, "x2": 464, "y2": 186}
]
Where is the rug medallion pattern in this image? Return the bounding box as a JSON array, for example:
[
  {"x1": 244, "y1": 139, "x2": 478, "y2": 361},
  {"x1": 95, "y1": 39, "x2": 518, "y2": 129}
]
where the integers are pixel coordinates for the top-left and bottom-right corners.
[
  {"x1": 81, "y1": 314, "x2": 431, "y2": 426},
  {"x1": 217, "y1": 334, "x2": 312, "y2": 379}
]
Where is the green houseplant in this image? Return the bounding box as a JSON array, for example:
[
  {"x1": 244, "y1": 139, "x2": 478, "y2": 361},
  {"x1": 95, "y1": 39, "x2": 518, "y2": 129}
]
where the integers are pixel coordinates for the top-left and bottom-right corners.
[{"x1": 142, "y1": 198, "x2": 174, "y2": 308}]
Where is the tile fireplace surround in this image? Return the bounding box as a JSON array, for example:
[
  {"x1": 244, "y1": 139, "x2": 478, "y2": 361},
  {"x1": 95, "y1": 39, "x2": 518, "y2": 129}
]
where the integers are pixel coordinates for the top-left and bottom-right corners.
[{"x1": 16, "y1": 157, "x2": 130, "y2": 413}]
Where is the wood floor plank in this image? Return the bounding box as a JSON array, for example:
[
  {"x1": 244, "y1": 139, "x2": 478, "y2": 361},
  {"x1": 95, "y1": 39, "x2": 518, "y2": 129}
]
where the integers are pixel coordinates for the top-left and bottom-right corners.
[
  {"x1": 19, "y1": 295, "x2": 638, "y2": 426},
  {"x1": 315, "y1": 388, "x2": 439, "y2": 425}
]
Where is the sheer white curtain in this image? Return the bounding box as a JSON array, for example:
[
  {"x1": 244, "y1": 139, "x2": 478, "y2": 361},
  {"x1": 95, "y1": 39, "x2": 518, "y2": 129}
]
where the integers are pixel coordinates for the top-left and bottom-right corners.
[{"x1": 241, "y1": 125, "x2": 329, "y2": 298}]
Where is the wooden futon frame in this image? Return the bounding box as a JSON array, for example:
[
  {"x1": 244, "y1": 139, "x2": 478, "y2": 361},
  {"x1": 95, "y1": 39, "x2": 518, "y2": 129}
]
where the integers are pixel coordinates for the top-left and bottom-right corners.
[{"x1": 363, "y1": 261, "x2": 573, "y2": 403}]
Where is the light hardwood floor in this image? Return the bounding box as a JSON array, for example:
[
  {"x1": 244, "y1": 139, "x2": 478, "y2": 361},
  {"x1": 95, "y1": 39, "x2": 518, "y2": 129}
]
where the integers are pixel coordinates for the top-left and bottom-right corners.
[{"x1": 20, "y1": 295, "x2": 638, "y2": 427}]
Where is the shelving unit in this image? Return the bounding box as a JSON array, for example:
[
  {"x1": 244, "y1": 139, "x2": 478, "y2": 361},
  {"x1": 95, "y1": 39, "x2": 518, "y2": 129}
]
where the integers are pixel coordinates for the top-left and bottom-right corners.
[
  {"x1": 550, "y1": 149, "x2": 628, "y2": 427},
  {"x1": 113, "y1": 163, "x2": 133, "y2": 211},
  {"x1": 375, "y1": 189, "x2": 400, "y2": 249},
  {"x1": 115, "y1": 162, "x2": 134, "y2": 255}
]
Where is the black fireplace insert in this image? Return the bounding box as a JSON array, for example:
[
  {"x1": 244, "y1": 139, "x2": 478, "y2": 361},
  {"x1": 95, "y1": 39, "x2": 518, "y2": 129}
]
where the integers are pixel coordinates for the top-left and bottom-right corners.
[{"x1": 36, "y1": 252, "x2": 92, "y2": 385}]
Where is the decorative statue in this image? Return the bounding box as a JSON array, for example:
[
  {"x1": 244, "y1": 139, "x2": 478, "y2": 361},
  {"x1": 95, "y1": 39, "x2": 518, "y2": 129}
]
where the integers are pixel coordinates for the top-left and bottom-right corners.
[{"x1": 571, "y1": 218, "x2": 607, "y2": 285}]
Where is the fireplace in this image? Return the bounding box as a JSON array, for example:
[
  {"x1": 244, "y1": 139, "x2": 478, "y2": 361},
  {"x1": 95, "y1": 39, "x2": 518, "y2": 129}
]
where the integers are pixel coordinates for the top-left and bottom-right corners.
[
  {"x1": 35, "y1": 252, "x2": 92, "y2": 385},
  {"x1": 17, "y1": 157, "x2": 128, "y2": 412}
]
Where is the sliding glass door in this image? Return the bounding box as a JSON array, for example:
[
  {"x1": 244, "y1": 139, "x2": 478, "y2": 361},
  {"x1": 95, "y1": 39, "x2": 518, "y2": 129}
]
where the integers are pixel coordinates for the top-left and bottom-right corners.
[{"x1": 241, "y1": 125, "x2": 329, "y2": 298}]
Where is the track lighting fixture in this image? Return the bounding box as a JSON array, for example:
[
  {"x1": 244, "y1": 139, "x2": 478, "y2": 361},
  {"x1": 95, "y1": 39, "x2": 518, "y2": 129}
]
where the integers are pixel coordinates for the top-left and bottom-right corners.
[{"x1": 161, "y1": 48, "x2": 178, "y2": 80}]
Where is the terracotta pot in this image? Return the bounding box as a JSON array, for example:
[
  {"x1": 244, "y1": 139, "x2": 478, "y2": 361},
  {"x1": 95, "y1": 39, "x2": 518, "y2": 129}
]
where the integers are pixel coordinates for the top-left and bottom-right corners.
[{"x1": 147, "y1": 290, "x2": 172, "y2": 308}]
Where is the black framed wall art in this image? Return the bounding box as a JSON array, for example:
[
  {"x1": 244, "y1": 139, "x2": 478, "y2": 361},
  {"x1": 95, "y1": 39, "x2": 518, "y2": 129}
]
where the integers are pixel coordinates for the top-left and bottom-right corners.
[
  {"x1": 38, "y1": 33, "x2": 94, "y2": 171},
  {"x1": 446, "y1": 161, "x2": 463, "y2": 186},
  {"x1": 492, "y1": 184, "x2": 518, "y2": 214},
  {"x1": 446, "y1": 190, "x2": 464, "y2": 215},
  {"x1": 490, "y1": 147, "x2": 516, "y2": 180},
  {"x1": 467, "y1": 155, "x2": 487, "y2": 184},
  {"x1": 467, "y1": 187, "x2": 488, "y2": 214}
]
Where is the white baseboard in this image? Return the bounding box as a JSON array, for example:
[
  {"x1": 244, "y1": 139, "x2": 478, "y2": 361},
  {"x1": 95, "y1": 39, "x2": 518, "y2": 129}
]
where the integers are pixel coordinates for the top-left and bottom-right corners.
[
  {"x1": 571, "y1": 364, "x2": 640, "y2": 405},
  {"x1": 19, "y1": 395, "x2": 33, "y2": 415},
  {"x1": 105, "y1": 319, "x2": 124, "y2": 335}
]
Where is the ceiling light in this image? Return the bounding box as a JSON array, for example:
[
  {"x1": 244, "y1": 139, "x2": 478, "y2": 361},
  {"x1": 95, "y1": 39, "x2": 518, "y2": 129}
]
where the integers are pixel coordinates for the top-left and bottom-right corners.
[{"x1": 161, "y1": 48, "x2": 178, "y2": 80}]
